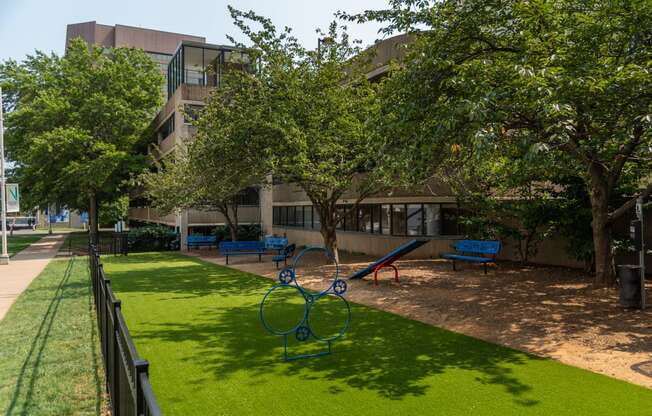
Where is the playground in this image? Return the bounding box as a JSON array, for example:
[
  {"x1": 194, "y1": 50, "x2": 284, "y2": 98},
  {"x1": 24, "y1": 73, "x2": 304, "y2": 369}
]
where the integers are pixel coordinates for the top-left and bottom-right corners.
[
  {"x1": 191, "y1": 248, "x2": 652, "y2": 390},
  {"x1": 102, "y1": 252, "x2": 652, "y2": 415}
]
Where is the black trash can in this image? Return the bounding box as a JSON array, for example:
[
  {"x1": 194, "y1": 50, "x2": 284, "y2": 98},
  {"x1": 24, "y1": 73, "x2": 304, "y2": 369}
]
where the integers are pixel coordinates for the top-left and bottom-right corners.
[{"x1": 618, "y1": 265, "x2": 642, "y2": 308}]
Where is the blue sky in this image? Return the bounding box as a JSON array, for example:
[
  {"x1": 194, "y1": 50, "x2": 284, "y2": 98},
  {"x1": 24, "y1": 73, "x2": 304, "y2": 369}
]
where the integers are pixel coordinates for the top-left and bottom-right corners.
[{"x1": 0, "y1": 0, "x2": 389, "y2": 62}]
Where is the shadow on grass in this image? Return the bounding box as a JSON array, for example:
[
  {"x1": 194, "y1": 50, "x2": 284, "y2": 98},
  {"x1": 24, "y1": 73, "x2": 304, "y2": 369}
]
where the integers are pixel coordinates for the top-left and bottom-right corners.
[{"x1": 107, "y1": 253, "x2": 539, "y2": 406}]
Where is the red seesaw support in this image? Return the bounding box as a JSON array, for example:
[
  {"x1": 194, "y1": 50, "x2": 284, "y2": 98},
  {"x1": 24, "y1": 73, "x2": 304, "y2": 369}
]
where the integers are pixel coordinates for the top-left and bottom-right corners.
[{"x1": 372, "y1": 263, "x2": 399, "y2": 286}]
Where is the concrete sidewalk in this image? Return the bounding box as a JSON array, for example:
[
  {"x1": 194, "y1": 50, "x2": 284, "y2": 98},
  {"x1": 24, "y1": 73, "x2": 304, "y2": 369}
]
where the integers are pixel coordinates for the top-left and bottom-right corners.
[{"x1": 0, "y1": 234, "x2": 65, "y2": 321}]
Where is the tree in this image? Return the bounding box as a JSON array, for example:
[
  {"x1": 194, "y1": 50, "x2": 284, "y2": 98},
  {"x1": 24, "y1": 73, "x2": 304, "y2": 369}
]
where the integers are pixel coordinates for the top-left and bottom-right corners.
[
  {"x1": 141, "y1": 70, "x2": 271, "y2": 242},
  {"x1": 346, "y1": 0, "x2": 652, "y2": 285},
  {"x1": 224, "y1": 7, "x2": 382, "y2": 261},
  {"x1": 0, "y1": 39, "x2": 162, "y2": 238}
]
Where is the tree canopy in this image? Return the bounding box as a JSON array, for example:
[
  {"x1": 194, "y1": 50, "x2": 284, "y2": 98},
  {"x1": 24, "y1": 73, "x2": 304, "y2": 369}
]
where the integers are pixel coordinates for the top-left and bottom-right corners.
[
  {"x1": 346, "y1": 0, "x2": 652, "y2": 285},
  {"x1": 0, "y1": 39, "x2": 163, "y2": 234}
]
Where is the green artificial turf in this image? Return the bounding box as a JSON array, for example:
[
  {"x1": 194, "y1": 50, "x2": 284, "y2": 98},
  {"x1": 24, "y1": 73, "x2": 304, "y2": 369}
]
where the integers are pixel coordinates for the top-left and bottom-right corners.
[
  {"x1": 103, "y1": 253, "x2": 652, "y2": 416},
  {"x1": 0, "y1": 257, "x2": 107, "y2": 415},
  {"x1": 7, "y1": 234, "x2": 43, "y2": 257}
]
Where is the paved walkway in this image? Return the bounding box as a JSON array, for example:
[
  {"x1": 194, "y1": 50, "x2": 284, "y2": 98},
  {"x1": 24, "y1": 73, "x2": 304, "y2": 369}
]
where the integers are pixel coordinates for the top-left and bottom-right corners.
[{"x1": 0, "y1": 234, "x2": 65, "y2": 321}]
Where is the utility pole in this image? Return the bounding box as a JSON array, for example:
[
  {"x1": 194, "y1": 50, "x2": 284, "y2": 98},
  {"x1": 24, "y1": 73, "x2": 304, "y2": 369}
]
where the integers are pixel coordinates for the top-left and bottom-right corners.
[{"x1": 0, "y1": 87, "x2": 9, "y2": 265}]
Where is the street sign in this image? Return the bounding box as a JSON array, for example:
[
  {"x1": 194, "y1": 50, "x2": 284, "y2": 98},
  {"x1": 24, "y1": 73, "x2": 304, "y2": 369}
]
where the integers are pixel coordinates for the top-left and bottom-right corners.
[{"x1": 6, "y1": 183, "x2": 19, "y2": 213}]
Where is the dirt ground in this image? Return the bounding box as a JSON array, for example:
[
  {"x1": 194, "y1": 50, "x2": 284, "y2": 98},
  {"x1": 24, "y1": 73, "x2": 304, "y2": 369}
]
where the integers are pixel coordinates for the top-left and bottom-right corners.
[{"x1": 186, "y1": 249, "x2": 652, "y2": 389}]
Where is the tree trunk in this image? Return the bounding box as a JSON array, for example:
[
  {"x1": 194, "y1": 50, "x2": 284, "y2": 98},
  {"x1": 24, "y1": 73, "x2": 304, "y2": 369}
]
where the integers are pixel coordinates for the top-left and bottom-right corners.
[
  {"x1": 218, "y1": 202, "x2": 239, "y2": 241},
  {"x1": 319, "y1": 212, "x2": 340, "y2": 263},
  {"x1": 589, "y1": 173, "x2": 615, "y2": 287},
  {"x1": 89, "y1": 193, "x2": 99, "y2": 244}
]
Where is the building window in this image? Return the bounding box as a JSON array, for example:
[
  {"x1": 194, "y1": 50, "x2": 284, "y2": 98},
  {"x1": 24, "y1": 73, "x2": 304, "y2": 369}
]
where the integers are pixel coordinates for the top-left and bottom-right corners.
[
  {"x1": 157, "y1": 113, "x2": 175, "y2": 142},
  {"x1": 424, "y1": 204, "x2": 441, "y2": 236},
  {"x1": 392, "y1": 205, "x2": 407, "y2": 235},
  {"x1": 358, "y1": 205, "x2": 372, "y2": 233},
  {"x1": 183, "y1": 104, "x2": 204, "y2": 124},
  {"x1": 407, "y1": 204, "x2": 424, "y2": 236},
  {"x1": 381, "y1": 204, "x2": 391, "y2": 235},
  {"x1": 273, "y1": 202, "x2": 458, "y2": 236}
]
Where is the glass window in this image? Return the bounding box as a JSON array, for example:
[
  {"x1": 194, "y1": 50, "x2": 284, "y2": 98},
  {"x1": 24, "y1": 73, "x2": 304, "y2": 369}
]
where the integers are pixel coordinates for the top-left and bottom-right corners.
[
  {"x1": 441, "y1": 204, "x2": 459, "y2": 235},
  {"x1": 157, "y1": 113, "x2": 175, "y2": 142},
  {"x1": 224, "y1": 50, "x2": 252, "y2": 73},
  {"x1": 273, "y1": 207, "x2": 280, "y2": 226},
  {"x1": 424, "y1": 204, "x2": 441, "y2": 236},
  {"x1": 183, "y1": 46, "x2": 204, "y2": 86},
  {"x1": 336, "y1": 206, "x2": 345, "y2": 230},
  {"x1": 296, "y1": 206, "x2": 304, "y2": 228},
  {"x1": 392, "y1": 205, "x2": 407, "y2": 235},
  {"x1": 344, "y1": 205, "x2": 356, "y2": 231},
  {"x1": 381, "y1": 204, "x2": 391, "y2": 235},
  {"x1": 204, "y1": 48, "x2": 221, "y2": 87},
  {"x1": 287, "y1": 206, "x2": 296, "y2": 226},
  {"x1": 358, "y1": 205, "x2": 372, "y2": 233},
  {"x1": 304, "y1": 206, "x2": 313, "y2": 229},
  {"x1": 371, "y1": 205, "x2": 381, "y2": 234},
  {"x1": 279, "y1": 207, "x2": 287, "y2": 226},
  {"x1": 407, "y1": 204, "x2": 424, "y2": 236}
]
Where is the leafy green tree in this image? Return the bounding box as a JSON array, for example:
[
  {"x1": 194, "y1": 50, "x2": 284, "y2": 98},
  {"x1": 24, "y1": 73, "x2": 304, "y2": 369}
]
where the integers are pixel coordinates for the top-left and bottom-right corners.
[
  {"x1": 346, "y1": 0, "x2": 652, "y2": 285},
  {"x1": 0, "y1": 39, "x2": 162, "y2": 237},
  {"x1": 225, "y1": 7, "x2": 382, "y2": 261}
]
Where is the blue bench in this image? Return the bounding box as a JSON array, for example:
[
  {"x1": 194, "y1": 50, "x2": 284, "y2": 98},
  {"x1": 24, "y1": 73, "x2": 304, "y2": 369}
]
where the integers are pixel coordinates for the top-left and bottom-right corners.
[
  {"x1": 272, "y1": 243, "x2": 296, "y2": 269},
  {"x1": 219, "y1": 241, "x2": 267, "y2": 264},
  {"x1": 265, "y1": 236, "x2": 288, "y2": 253},
  {"x1": 187, "y1": 235, "x2": 217, "y2": 250},
  {"x1": 442, "y1": 240, "x2": 500, "y2": 274}
]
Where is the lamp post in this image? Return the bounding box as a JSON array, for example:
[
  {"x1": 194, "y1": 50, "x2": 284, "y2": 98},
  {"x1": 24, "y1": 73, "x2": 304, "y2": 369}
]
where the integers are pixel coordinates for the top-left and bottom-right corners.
[{"x1": 0, "y1": 87, "x2": 9, "y2": 265}]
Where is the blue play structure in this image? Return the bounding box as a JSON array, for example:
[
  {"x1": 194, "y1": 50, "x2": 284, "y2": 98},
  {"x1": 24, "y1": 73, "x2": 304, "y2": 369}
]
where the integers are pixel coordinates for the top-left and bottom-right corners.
[
  {"x1": 347, "y1": 239, "x2": 428, "y2": 284},
  {"x1": 260, "y1": 246, "x2": 351, "y2": 361}
]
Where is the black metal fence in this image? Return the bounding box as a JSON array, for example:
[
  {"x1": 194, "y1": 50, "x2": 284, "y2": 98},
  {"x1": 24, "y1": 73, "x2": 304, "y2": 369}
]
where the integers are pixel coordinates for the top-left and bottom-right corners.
[{"x1": 89, "y1": 244, "x2": 162, "y2": 415}]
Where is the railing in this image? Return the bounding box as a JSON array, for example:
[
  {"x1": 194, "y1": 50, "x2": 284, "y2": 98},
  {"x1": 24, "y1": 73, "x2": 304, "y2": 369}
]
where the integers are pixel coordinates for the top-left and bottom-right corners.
[{"x1": 89, "y1": 244, "x2": 162, "y2": 416}]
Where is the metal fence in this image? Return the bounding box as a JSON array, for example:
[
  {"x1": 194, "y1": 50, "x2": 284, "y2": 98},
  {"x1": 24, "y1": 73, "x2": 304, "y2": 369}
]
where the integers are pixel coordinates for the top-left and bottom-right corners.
[{"x1": 89, "y1": 244, "x2": 162, "y2": 415}]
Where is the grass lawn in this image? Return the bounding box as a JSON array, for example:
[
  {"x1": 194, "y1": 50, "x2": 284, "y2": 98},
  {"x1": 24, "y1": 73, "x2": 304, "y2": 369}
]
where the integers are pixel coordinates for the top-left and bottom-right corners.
[
  {"x1": 103, "y1": 253, "x2": 652, "y2": 416},
  {"x1": 0, "y1": 257, "x2": 107, "y2": 415},
  {"x1": 7, "y1": 234, "x2": 44, "y2": 257}
]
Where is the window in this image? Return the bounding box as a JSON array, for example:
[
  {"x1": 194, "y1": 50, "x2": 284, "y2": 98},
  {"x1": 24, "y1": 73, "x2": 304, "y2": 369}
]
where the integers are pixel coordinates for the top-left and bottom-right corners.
[
  {"x1": 336, "y1": 206, "x2": 345, "y2": 230},
  {"x1": 183, "y1": 46, "x2": 204, "y2": 86},
  {"x1": 304, "y1": 206, "x2": 313, "y2": 229},
  {"x1": 441, "y1": 204, "x2": 460, "y2": 236},
  {"x1": 344, "y1": 205, "x2": 356, "y2": 231},
  {"x1": 358, "y1": 205, "x2": 372, "y2": 232},
  {"x1": 273, "y1": 207, "x2": 280, "y2": 226},
  {"x1": 279, "y1": 207, "x2": 287, "y2": 226},
  {"x1": 296, "y1": 206, "x2": 304, "y2": 228},
  {"x1": 183, "y1": 104, "x2": 204, "y2": 124},
  {"x1": 287, "y1": 206, "x2": 296, "y2": 226},
  {"x1": 381, "y1": 204, "x2": 391, "y2": 235},
  {"x1": 392, "y1": 205, "x2": 407, "y2": 235},
  {"x1": 371, "y1": 205, "x2": 381, "y2": 234},
  {"x1": 157, "y1": 113, "x2": 175, "y2": 142},
  {"x1": 424, "y1": 204, "x2": 441, "y2": 236},
  {"x1": 407, "y1": 204, "x2": 424, "y2": 236}
]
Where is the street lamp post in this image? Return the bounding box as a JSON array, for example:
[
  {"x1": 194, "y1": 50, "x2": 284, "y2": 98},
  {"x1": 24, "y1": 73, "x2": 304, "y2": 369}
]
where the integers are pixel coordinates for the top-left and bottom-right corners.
[{"x1": 0, "y1": 87, "x2": 9, "y2": 265}]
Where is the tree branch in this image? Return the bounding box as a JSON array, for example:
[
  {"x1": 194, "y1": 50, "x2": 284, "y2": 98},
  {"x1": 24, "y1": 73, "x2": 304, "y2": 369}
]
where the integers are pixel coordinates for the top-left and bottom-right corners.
[{"x1": 609, "y1": 180, "x2": 652, "y2": 222}]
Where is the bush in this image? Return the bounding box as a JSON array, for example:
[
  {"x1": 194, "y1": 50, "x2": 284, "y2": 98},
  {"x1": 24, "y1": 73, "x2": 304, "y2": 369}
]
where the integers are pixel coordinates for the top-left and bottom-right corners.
[
  {"x1": 128, "y1": 225, "x2": 179, "y2": 252},
  {"x1": 213, "y1": 224, "x2": 261, "y2": 242}
]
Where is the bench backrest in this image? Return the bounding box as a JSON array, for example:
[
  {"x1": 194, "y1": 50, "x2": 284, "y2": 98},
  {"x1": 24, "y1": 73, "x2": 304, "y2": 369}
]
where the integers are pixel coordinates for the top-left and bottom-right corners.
[
  {"x1": 455, "y1": 240, "x2": 500, "y2": 255},
  {"x1": 219, "y1": 241, "x2": 266, "y2": 252},
  {"x1": 265, "y1": 237, "x2": 288, "y2": 250},
  {"x1": 188, "y1": 236, "x2": 216, "y2": 243}
]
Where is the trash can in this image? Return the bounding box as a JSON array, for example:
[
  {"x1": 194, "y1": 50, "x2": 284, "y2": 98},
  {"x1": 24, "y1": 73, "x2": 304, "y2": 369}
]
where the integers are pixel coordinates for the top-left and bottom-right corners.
[{"x1": 618, "y1": 265, "x2": 642, "y2": 308}]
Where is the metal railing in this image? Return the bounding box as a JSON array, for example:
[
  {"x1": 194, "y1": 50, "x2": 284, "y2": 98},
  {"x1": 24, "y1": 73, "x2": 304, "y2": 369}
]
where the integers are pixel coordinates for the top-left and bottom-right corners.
[{"x1": 89, "y1": 244, "x2": 162, "y2": 416}]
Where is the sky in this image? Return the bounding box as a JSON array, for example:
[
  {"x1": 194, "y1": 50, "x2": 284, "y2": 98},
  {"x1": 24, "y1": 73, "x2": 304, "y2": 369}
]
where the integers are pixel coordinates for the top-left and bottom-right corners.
[{"x1": 0, "y1": 0, "x2": 390, "y2": 62}]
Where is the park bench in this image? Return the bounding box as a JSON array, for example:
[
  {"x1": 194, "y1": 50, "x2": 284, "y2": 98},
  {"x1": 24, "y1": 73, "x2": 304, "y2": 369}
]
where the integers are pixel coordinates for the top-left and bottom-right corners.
[
  {"x1": 265, "y1": 236, "x2": 289, "y2": 254},
  {"x1": 187, "y1": 235, "x2": 217, "y2": 250},
  {"x1": 442, "y1": 240, "x2": 500, "y2": 274},
  {"x1": 272, "y1": 243, "x2": 296, "y2": 269},
  {"x1": 219, "y1": 241, "x2": 267, "y2": 265}
]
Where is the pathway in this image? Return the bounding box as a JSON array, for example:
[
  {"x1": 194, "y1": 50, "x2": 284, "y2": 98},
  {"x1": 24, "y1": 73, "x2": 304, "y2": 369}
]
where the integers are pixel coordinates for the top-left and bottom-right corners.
[{"x1": 0, "y1": 234, "x2": 65, "y2": 320}]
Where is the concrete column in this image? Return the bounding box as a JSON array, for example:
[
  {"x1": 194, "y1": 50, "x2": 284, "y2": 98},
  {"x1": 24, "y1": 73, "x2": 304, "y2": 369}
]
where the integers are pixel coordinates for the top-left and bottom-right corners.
[
  {"x1": 180, "y1": 209, "x2": 189, "y2": 251},
  {"x1": 260, "y1": 175, "x2": 274, "y2": 237}
]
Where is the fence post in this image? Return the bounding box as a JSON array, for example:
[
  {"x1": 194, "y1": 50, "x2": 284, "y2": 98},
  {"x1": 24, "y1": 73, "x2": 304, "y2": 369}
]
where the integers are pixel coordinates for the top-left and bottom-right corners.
[
  {"x1": 110, "y1": 290, "x2": 122, "y2": 416},
  {"x1": 134, "y1": 359, "x2": 150, "y2": 415}
]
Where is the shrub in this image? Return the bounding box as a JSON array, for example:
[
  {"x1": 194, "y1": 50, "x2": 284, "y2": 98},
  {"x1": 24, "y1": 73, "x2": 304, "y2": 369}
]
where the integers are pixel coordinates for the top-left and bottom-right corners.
[{"x1": 128, "y1": 225, "x2": 178, "y2": 252}]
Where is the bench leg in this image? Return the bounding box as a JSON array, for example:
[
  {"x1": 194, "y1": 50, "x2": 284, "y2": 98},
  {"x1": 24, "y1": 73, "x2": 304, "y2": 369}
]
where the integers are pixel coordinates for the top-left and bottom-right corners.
[
  {"x1": 275, "y1": 261, "x2": 279, "y2": 269},
  {"x1": 259, "y1": 254, "x2": 262, "y2": 262},
  {"x1": 484, "y1": 263, "x2": 487, "y2": 275},
  {"x1": 226, "y1": 255, "x2": 229, "y2": 265},
  {"x1": 452, "y1": 259, "x2": 456, "y2": 271}
]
